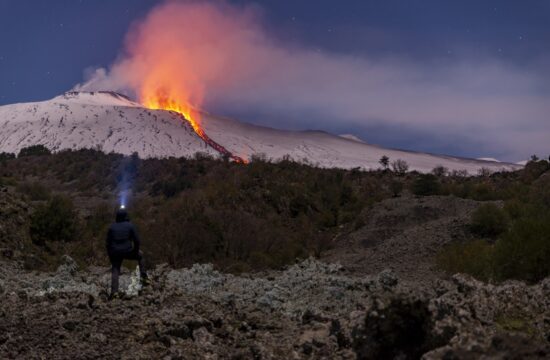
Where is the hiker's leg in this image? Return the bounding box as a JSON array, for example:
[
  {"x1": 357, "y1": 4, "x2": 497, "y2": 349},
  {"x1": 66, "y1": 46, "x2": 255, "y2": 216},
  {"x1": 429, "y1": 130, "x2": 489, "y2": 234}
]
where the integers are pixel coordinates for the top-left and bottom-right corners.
[
  {"x1": 110, "y1": 257, "x2": 122, "y2": 295},
  {"x1": 136, "y1": 250, "x2": 148, "y2": 279}
]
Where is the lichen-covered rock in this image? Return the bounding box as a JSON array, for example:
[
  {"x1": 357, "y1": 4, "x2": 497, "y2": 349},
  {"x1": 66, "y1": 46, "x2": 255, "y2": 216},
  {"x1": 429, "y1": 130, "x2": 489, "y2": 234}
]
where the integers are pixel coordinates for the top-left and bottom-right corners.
[
  {"x1": 56, "y1": 255, "x2": 78, "y2": 277},
  {"x1": 0, "y1": 258, "x2": 548, "y2": 359}
]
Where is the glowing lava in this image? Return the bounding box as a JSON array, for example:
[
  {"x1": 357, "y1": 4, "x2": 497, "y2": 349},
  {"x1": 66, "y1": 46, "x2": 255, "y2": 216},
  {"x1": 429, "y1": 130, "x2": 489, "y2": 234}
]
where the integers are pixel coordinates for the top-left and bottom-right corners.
[
  {"x1": 143, "y1": 93, "x2": 206, "y2": 139},
  {"x1": 142, "y1": 91, "x2": 246, "y2": 163}
]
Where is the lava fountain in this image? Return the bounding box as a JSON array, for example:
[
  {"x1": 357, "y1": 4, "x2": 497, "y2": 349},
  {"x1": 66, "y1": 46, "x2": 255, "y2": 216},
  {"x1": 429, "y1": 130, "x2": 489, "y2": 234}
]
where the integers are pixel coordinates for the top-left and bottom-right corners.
[{"x1": 142, "y1": 88, "x2": 206, "y2": 138}]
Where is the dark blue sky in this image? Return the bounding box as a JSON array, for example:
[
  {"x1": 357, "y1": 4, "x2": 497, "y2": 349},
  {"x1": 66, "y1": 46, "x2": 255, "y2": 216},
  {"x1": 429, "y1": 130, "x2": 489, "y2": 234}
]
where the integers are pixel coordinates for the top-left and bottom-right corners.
[{"x1": 1, "y1": 0, "x2": 548, "y2": 160}]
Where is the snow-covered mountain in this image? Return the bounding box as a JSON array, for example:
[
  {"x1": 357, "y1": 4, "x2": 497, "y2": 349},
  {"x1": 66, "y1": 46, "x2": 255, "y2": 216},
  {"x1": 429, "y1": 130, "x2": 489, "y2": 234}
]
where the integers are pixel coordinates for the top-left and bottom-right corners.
[
  {"x1": 0, "y1": 92, "x2": 522, "y2": 173},
  {"x1": 0, "y1": 92, "x2": 217, "y2": 158}
]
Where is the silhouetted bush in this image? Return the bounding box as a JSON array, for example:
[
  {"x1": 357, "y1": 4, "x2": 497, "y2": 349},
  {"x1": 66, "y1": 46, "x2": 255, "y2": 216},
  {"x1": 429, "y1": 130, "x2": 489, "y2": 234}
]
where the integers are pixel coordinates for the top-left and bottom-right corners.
[
  {"x1": 431, "y1": 165, "x2": 448, "y2": 177},
  {"x1": 379, "y1": 155, "x2": 390, "y2": 170},
  {"x1": 411, "y1": 174, "x2": 440, "y2": 196},
  {"x1": 391, "y1": 159, "x2": 409, "y2": 175},
  {"x1": 469, "y1": 203, "x2": 508, "y2": 238},
  {"x1": 0, "y1": 152, "x2": 15, "y2": 163},
  {"x1": 18, "y1": 145, "x2": 51, "y2": 157},
  {"x1": 30, "y1": 196, "x2": 79, "y2": 246}
]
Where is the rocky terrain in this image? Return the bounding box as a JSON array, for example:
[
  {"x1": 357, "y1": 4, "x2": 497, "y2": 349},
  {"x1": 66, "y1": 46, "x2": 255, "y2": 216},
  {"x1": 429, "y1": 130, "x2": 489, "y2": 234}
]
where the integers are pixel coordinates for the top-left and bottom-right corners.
[
  {"x1": 323, "y1": 195, "x2": 487, "y2": 284},
  {"x1": 0, "y1": 255, "x2": 548, "y2": 359}
]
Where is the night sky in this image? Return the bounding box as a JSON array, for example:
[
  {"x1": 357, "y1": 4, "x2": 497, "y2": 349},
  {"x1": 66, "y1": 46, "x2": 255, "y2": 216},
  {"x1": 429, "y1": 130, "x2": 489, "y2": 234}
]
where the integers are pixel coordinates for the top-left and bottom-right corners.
[{"x1": 0, "y1": 0, "x2": 548, "y2": 161}]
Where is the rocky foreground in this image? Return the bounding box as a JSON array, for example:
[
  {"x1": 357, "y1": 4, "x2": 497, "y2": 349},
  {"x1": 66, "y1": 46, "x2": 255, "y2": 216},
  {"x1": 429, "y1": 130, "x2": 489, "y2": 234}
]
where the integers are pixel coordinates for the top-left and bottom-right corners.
[{"x1": 0, "y1": 256, "x2": 548, "y2": 359}]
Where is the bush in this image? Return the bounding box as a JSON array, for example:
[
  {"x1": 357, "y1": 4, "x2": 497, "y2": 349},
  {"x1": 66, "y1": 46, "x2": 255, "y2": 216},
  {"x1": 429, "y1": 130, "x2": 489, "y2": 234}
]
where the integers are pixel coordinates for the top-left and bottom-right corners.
[
  {"x1": 411, "y1": 174, "x2": 440, "y2": 196},
  {"x1": 389, "y1": 180, "x2": 403, "y2": 197},
  {"x1": 18, "y1": 145, "x2": 51, "y2": 157},
  {"x1": 379, "y1": 155, "x2": 390, "y2": 170},
  {"x1": 431, "y1": 165, "x2": 448, "y2": 177},
  {"x1": 0, "y1": 152, "x2": 15, "y2": 163},
  {"x1": 436, "y1": 239, "x2": 494, "y2": 281},
  {"x1": 391, "y1": 159, "x2": 409, "y2": 175},
  {"x1": 470, "y1": 204, "x2": 508, "y2": 238},
  {"x1": 30, "y1": 195, "x2": 79, "y2": 246},
  {"x1": 439, "y1": 216, "x2": 550, "y2": 284},
  {"x1": 493, "y1": 217, "x2": 550, "y2": 283}
]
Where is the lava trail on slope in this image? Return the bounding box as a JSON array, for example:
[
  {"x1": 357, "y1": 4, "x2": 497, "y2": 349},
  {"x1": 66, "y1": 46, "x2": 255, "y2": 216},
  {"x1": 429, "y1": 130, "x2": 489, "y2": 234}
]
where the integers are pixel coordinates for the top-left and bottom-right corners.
[{"x1": 169, "y1": 110, "x2": 246, "y2": 163}]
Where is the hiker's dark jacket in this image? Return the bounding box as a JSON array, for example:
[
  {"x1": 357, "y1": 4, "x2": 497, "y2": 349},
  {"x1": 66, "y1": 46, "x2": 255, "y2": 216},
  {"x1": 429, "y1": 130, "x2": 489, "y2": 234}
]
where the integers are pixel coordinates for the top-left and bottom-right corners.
[{"x1": 106, "y1": 213, "x2": 140, "y2": 255}]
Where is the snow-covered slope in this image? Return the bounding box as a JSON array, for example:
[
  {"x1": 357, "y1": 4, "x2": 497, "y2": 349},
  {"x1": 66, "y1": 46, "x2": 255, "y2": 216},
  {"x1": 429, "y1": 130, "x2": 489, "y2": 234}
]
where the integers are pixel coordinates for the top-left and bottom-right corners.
[
  {"x1": 0, "y1": 92, "x2": 522, "y2": 173},
  {"x1": 200, "y1": 113, "x2": 521, "y2": 173},
  {"x1": 0, "y1": 92, "x2": 216, "y2": 157}
]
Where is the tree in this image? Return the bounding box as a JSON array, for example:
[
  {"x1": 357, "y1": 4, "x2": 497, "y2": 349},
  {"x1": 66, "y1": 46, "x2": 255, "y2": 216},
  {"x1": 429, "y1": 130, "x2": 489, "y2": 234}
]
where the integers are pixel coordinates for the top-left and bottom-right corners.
[
  {"x1": 18, "y1": 145, "x2": 51, "y2": 157},
  {"x1": 0, "y1": 152, "x2": 15, "y2": 167},
  {"x1": 431, "y1": 165, "x2": 448, "y2": 177},
  {"x1": 530, "y1": 154, "x2": 539, "y2": 162},
  {"x1": 391, "y1": 159, "x2": 409, "y2": 175},
  {"x1": 477, "y1": 167, "x2": 492, "y2": 177},
  {"x1": 379, "y1": 155, "x2": 390, "y2": 170}
]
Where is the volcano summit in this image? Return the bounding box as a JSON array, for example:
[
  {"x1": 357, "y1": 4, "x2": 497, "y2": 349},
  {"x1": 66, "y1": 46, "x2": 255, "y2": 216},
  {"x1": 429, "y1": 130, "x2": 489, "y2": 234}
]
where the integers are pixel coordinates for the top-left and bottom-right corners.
[{"x1": 0, "y1": 92, "x2": 521, "y2": 173}]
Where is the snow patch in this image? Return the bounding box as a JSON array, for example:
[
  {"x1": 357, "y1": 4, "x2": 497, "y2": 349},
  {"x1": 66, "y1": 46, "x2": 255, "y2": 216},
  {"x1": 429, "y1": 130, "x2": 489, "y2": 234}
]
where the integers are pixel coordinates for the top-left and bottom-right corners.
[{"x1": 339, "y1": 134, "x2": 365, "y2": 143}]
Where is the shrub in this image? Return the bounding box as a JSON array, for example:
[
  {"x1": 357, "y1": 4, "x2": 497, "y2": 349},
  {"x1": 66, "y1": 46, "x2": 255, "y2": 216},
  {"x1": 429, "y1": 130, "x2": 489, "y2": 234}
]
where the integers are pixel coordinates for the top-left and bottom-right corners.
[
  {"x1": 477, "y1": 167, "x2": 492, "y2": 177},
  {"x1": 431, "y1": 165, "x2": 448, "y2": 177},
  {"x1": 0, "y1": 152, "x2": 15, "y2": 163},
  {"x1": 411, "y1": 174, "x2": 440, "y2": 196},
  {"x1": 18, "y1": 145, "x2": 51, "y2": 157},
  {"x1": 436, "y1": 239, "x2": 494, "y2": 281},
  {"x1": 469, "y1": 203, "x2": 508, "y2": 238},
  {"x1": 30, "y1": 195, "x2": 79, "y2": 246},
  {"x1": 391, "y1": 159, "x2": 409, "y2": 175},
  {"x1": 389, "y1": 180, "x2": 403, "y2": 197},
  {"x1": 493, "y1": 217, "x2": 550, "y2": 283}
]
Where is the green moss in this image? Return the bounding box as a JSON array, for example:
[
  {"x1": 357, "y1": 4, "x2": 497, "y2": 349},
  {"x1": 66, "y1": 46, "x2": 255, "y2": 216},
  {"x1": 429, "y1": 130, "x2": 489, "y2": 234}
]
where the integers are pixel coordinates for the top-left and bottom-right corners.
[{"x1": 495, "y1": 313, "x2": 536, "y2": 336}]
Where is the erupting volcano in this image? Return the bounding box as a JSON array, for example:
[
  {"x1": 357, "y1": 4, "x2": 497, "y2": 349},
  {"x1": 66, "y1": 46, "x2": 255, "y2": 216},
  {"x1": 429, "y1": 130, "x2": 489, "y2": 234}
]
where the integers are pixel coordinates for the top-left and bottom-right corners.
[{"x1": 142, "y1": 90, "x2": 246, "y2": 163}]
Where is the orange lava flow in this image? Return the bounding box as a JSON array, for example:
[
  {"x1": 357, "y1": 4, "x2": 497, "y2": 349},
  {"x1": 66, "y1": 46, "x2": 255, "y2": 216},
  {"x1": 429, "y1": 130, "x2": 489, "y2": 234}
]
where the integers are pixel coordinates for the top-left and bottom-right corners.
[
  {"x1": 141, "y1": 91, "x2": 247, "y2": 164},
  {"x1": 143, "y1": 94, "x2": 206, "y2": 140}
]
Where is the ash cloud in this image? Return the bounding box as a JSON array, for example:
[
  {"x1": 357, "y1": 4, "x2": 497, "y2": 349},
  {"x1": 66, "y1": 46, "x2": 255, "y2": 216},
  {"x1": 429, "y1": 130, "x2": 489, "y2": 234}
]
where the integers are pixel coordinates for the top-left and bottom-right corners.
[{"x1": 75, "y1": 0, "x2": 549, "y2": 161}]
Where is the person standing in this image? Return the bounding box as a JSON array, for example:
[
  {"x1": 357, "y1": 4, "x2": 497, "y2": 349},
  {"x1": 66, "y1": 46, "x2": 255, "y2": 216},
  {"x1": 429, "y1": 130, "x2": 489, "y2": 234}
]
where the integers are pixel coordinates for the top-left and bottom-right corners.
[{"x1": 106, "y1": 207, "x2": 149, "y2": 298}]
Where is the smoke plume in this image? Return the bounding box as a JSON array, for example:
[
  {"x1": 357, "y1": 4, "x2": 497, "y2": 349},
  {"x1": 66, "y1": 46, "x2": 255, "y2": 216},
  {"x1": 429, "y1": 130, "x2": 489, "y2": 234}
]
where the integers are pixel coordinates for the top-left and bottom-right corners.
[{"x1": 75, "y1": 0, "x2": 549, "y2": 161}]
